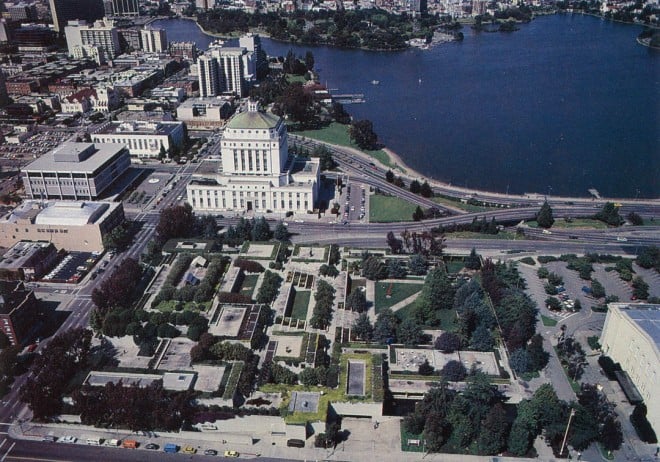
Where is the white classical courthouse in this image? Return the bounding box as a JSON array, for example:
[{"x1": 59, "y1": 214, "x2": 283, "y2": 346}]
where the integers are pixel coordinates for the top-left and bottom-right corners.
[{"x1": 187, "y1": 101, "x2": 319, "y2": 214}]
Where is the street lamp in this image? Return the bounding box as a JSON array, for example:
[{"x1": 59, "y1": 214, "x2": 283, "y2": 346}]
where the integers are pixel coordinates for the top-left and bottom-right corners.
[{"x1": 560, "y1": 408, "x2": 576, "y2": 457}]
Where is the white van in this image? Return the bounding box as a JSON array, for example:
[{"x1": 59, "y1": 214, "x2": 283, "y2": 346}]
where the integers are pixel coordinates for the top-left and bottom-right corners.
[
  {"x1": 104, "y1": 439, "x2": 120, "y2": 447},
  {"x1": 86, "y1": 438, "x2": 102, "y2": 446}
]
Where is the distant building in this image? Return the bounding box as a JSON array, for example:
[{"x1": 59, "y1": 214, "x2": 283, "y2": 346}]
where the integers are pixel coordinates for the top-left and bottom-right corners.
[
  {"x1": 64, "y1": 19, "x2": 120, "y2": 63},
  {"x1": 22, "y1": 142, "x2": 131, "y2": 200},
  {"x1": 0, "y1": 200, "x2": 125, "y2": 252},
  {"x1": 6, "y1": 2, "x2": 39, "y2": 22},
  {"x1": 140, "y1": 27, "x2": 167, "y2": 53},
  {"x1": 13, "y1": 25, "x2": 57, "y2": 51},
  {"x1": 48, "y1": 0, "x2": 104, "y2": 32},
  {"x1": 197, "y1": 39, "x2": 259, "y2": 97},
  {"x1": 187, "y1": 101, "x2": 319, "y2": 213},
  {"x1": 92, "y1": 120, "x2": 185, "y2": 159},
  {"x1": 176, "y1": 97, "x2": 234, "y2": 130},
  {"x1": 104, "y1": 0, "x2": 139, "y2": 16},
  {"x1": 600, "y1": 303, "x2": 659, "y2": 435},
  {"x1": 0, "y1": 241, "x2": 58, "y2": 282},
  {"x1": 196, "y1": 0, "x2": 213, "y2": 10},
  {"x1": 169, "y1": 41, "x2": 198, "y2": 61},
  {"x1": 0, "y1": 281, "x2": 39, "y2": 346}
]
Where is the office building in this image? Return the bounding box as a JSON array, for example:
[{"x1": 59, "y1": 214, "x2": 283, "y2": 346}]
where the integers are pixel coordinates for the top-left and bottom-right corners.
[
  {"x1": 600, "y1": 303, "x2": 659, "y2": 434},
  {"x1": 0, "y1": 200, "x2": 125, "y2": 252},
  {"x1": 64, "y1": 19, "x2": 120, "y2": 63},
  {"x1": 140, "y1": 27, "x2": 167, "y2": 53},
  {"x1": 6, "y1": 2, "x2": 39, "y2": 21},
  {"x1": 169, "y1": 41, "x2": 198, "y2": 60},
  {"x1": 104, "y1": 0, "x2": 139, "y2": 16},
  {"x1": 0, "y1": 281, "x2": 39, "y2": 346},
  {"x1": 48, "y1": 0, "x2": 104, "y2": 32},
  {"x1": 176, "y1": 97, "x2": 234, "y2": 130},
  {"x1": 187, "y1": 101, "x2": 319, "y2": 213},
  {"x1": 22, "y1": 142, "x2": 131, "y2": 200},
  {"x1": 197, "y1": 39, "x2": 257, "y2": 97},
  {"x1": 0, "y1": 242, "x2": 59, "y2": 282},
  {"x1": 92, "y1": 120, "x2": 185, "y2": 159}
]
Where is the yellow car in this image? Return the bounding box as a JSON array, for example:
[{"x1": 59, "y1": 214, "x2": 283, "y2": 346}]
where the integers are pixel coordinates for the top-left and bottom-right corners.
[
  {"x1": 182, "y1": 445, "x2": 197, "y2": 454},
  {"x1": 224, "y1": 450, "x2": 239, "y2": 458}
]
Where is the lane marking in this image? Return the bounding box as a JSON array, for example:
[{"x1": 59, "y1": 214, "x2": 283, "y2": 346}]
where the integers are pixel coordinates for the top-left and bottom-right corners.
[{"x1": 1, "y1": 442, "x2": 14, "y2": 462}]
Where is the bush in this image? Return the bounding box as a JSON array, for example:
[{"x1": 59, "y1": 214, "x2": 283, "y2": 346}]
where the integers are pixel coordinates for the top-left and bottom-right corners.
[
  {"x1": 544, "y1": 283, "x2": 558, "y2": 295},
  {"x1": 630, "y1": 404, "x2": 658, "y2": 443},
  {"x1": 591, "y1": 279, "x2": 606, "y2": 299},
  {"x1": 537, "y1": 256, "x2": 558, "y2": 264},
  {"x1": 545, "y1": 297, "x2": 561, "y2": 311},
  {"x1": 537, "y1": 267, "x2": 549, "y2": 279},
  {"x1": 547, "y1": 272, "x2": 563, "y2": 286},
  {"x1": 256, "y1": 270, "x2": 282, "y2": 304},
  {"x1": 234, "y1": 259, "x2": 265, "y2": 273},
  {"x1": 217, "y1": 292, "x2": 254, "y2": 304},
  {"x1": 598, "y1": 355, "x2": 621, "y2": 380},
  {"x1": 519, "y1": 257, "x2": 535, "y2": 266}
]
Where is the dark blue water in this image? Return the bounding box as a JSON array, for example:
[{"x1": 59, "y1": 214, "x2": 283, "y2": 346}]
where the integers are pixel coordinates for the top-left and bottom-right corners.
[{"x1": 156, "y1": 15, "x2": 660, "y2": 198}]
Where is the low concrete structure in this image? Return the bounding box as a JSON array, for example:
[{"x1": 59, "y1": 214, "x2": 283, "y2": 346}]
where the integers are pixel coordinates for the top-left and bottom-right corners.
[
  {"x1": 0, "y1": 200, "x2": 125, "y2": 252},
  {"x1": 0, "y1": 241, "x2": 58, "y2": 281},
  {"x1": 0, "y1": 280, "x2": 39, "y2": 346},
  {"x1": 85, "y1": 371, "x2": 195, "y2": 391}
]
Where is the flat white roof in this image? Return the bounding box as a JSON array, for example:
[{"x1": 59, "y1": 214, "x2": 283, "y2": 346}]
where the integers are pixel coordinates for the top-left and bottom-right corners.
[{"x1": 2, "y1": 200, "x2": 118, "y2": 226}]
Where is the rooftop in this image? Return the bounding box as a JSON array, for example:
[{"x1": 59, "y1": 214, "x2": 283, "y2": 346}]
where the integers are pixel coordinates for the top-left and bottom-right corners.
[
  {"x1": 226, "y1": 104, "x2": 280, "y2": 130},
  {"x1": 0, "y1": 241, "x2": 55, "y2": 270},
  {"x1": 621, "y1": 304, "x2": 660, "y2": 348},
  {"x1": 96, "y1": 120, "x2": 182, "y2": 136},
  {"x1": 2, "y1": 200, "x2": 114, "y2": 226},
  {"x1": 23, "y1": 142, "x2": 127, "y2": 173}
]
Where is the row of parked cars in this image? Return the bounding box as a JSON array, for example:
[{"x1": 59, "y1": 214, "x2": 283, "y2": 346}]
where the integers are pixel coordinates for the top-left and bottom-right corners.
[{"x1": 44, "y1": 436, "x2": 238, "y2": 457}]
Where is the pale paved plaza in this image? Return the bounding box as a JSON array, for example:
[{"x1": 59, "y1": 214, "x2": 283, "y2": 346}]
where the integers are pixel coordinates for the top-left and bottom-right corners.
[
  {"x1": 295, "y1": 245, "x2": 326, "y2": 261},
  {"x1": 242, "y1": 243, "x2": 275, "y2": 258},
  {"x1": 273, "y1": 334, "x2": 304, "y2": 357}
]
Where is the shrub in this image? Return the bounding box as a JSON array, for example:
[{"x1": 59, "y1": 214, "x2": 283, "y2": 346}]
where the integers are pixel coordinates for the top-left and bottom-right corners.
[
  {"x1": 519, "y1": 257, "x2": 535, "y2": 266},
  {"x1": 545, "y1": 297, "x2": 561, "y2": 311},
  {"x1": 544, "y1": 283, "x2": 558, "y2": 295},
  {"x1": 630, "y1": 404, "x2": 658, "y2": 443},
  {"x1": 537, "y1": 267, "x2": 549, "y2": 279},
  {"x1": 234, "y1": 259, "x2": 265, "y2": 273},
  {"x1": 217, "y1": 292, "x2": 254, "y2": 304},
  {"x1": 597, "y1": 355, "x2": 621, "y2": 380},
  {"x1": 537, "y1": 256, "x2": 558, "y2": 264}
]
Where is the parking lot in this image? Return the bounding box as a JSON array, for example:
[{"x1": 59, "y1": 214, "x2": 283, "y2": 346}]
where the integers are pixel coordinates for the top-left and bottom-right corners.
[
  {"x1": 42, "y1": 252, "x2": 99, "y2": 284},
  {"x1": 0, "y1": 128, "x2": 74, "y2": 161}
]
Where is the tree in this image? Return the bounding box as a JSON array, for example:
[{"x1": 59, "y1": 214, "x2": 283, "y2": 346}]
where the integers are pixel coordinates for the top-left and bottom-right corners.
[
  {"x1": 387, "y1": 259, "x2": 407, "y2": 278},
  {"x1": 420, "y1": 181, "x2": 433, "y2": 198},
  {"x1": 591, "y1": 278, "x2": 606, "y2": 298},
  {"x1": 477, "y1": 403, "x2": 509, "y2": 455},
  {"x1": 595, "y1": 202, "x2": 623, "y2": 226},
  {"x1": 156, "y1": 204, "x2": 195, "y2": 241},
  {"x1": 630, "y1": 403, "x2": 658, "y2": 443},
  {"x1": 470, "y1": 323, "x2": 494, "y2": 351},
  {"x1": 362, "y1": 256, "x2": 387, "y2": 280},
  {"x1": 273, "y1": 221, "x2": 288, "y2": 242},
  {"x1": 464, "y1": 247, "x2": 481, "y2": 270},
  {"x1": 386, "y1": 231, "x2": 403, "y2": 254},
  {"x1": 509, "y1": 348, "x2": 530, "y2": 374},
  {"x1": 632, "y1": 276, "x2": 649, "y2": 300},
  {"x1": 299, "y1": 367, "x2": 318, "y2": 386},
  {"x1": 345, "y1": 287, "x2": 367, "y2": 313},
  {"x1": 397, "y1": 318, "x2": 424, "y2": 346},
  {"x1": 627, "y1": 211, "x2": 643, "y2": 226},
  {"x1": 415, "y1": 267, "x2": 456, "y2": 326},
  {"x1": 102, "y1": 221, "x2": 133, "y2": 252},
  {"x1": 434, "y1": 332, "x2": 461, "y2": 352},
  {"x1": 526, "y1": 334, "x2": 549, "y2": 371},
  {"x1": 440, "y1": 360, "x2": 466, "y2": 381},
  {"x1": 351, "y1": 313, "x2": 373, "y2": 341},
  {"x1": 424, "y1": 412, "x2": 449, "y2": 451},
  {"x1": 599, "y1": 415, "x2": 623, "y2": 451},
  {"x1": 304, "y1": 50, "x2": 315, "y2": 71},
  {"x1": 418, "y1": 359, "x2": 435, "y2": 376},
  {"x1": 537, "y1": 200, "x2": 555, "y2": 228},
  {"x1": 507, "y1": 399, "x2": 538, "y2": 456},
  {"x1": 409, "y1": 179, "x2": 421, "y2": 194},
  {"x1": 0, "y1": 332, "x2": 10, "y2": 349},
  {"x1": 408, "y1": 254, "x2": 427, "y2": 275},
  {"x1": 349, "y1": 119, "x2": 378, "y2": 150},
  {"x1": 251, "y1": 216, "x2": 271, "y2": 241},
  {"x1": 385, "y1": 169, "x2": 394, "y2": 183},
  {"x1": 412, "y1": 206, "x2": 424, "y2": 221},
  {"x1": 373, "y1": 308, "x2": 398, "y2": 344},
  {"x1": 159, "y1": 144, "x2": 167, "y2": 160}
]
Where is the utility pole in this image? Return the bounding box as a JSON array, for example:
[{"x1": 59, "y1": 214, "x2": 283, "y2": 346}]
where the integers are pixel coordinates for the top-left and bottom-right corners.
[{"x1": 560, "y1": 408, "x2": 576, "y2": 457}]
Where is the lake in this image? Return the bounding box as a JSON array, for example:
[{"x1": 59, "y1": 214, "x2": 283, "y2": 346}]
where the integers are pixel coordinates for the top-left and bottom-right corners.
[{"x1": 155, "y1": 15, "x2": 659, "y2": 198}]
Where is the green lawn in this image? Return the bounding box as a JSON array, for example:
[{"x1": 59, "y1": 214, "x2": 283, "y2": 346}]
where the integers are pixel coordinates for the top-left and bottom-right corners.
[
  {"x1": 444, "y1": 231, "x2": 518, "y2": 240},
  {"x1": 432, "y1": 196, "x2": 492, "y2": 212},
  {"x1": 541, "y1": 314, "x2": 558, "y2": 327},
  {"x1": 239, "y1": 274, "x2": 259, "y2": 299},
  {"x1": 400, "y1": 423, "x2": 425, "y2": 452},
  {"x1": 374, "y1": 282, "x2": 423, "y2": 314},
  {"x1": 294, "y1": 123, "x2": 398, "y2": 170},
  {"x1": 290, "y1": 290, "x2": 311, "y2": 320},
  {"x1": 527, "y1": 219, "x2": 608, "y2": 229},
  {"x1": 395, "y1": 304, "x2": 458, "y2": 331},
  {"x1": 369, "y1": 194, "x2": 417, "y2": 222}
]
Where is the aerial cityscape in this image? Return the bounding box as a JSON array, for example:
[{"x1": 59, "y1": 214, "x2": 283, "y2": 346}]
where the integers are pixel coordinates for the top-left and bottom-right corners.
[{"x1": 0, "y1": 0, "x2": 656, "y2": 461}]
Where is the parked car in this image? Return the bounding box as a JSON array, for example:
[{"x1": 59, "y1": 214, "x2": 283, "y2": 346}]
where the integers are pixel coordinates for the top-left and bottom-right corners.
[
  {"x1": 204, "y1": 449, "x2": 218, "y2": 456},
  {"x1": 182, "y1": 446, "x2": 197, "y2": 454},
  {"x1": 145, "y1": 443, "x2": 159, "y2": 450},
  {"x1": 224, "y1": 450, "x2": 239, "y2": 458},
  {"x1": 58, "y1": 436, "x2": 77, "y2": 444}
]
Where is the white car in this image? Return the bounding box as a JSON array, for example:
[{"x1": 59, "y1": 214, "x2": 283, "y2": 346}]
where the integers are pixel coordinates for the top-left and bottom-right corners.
[
  {"x1": 616, "y1": 236, "x2": 628, "y2": 242},
  {"x1": 58, "y1": 436, "x2": 77, "y2": 444}
]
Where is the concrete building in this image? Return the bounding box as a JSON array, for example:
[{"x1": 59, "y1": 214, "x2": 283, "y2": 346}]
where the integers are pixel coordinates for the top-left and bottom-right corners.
[
  {"x1": 22, "y1": 142, "x2": 131, "y2": 200},
  {"x1": 0, "y1": 281, "x2": 39, "y2": 346},
  {"x1": 104, "y1": 0, "x2": 139, "y2": 16},
  {"x1": 0, "y1": 200, "x2": 125, "y2": 252},
  {"x1": 0, "y1": 241, "x2": 58, "y2": 282},
  {"x1": 48, "y1": 0, "x2": 104, "y2": 32},
  {"x1": 169, "y1": 41, "x2": 198, "y2": 61},
  {"x1": 197, "y1": 41, "x2": 256, "y2": 97},
  {"x1": 187, "y1": 101, "x2": 319, "y2": 213},
  {"x1": 6, "y1": 2, "x2": 39, "y2": 22},
  {"x1": 92, "y1": 120, "x2": 185, "y2": 159},
  {"x1": 176, "y1": 97, "x2": 234, "y2": 130},
  {"x1": 64, "y1": 19, "x2": 120, "y2": 63},
  {"x1": 140, "y1": 27, "x2": 167, "y2": 53},
  {"x1": 600, "y1": 303, "x2": 659, "y2": 434}
]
